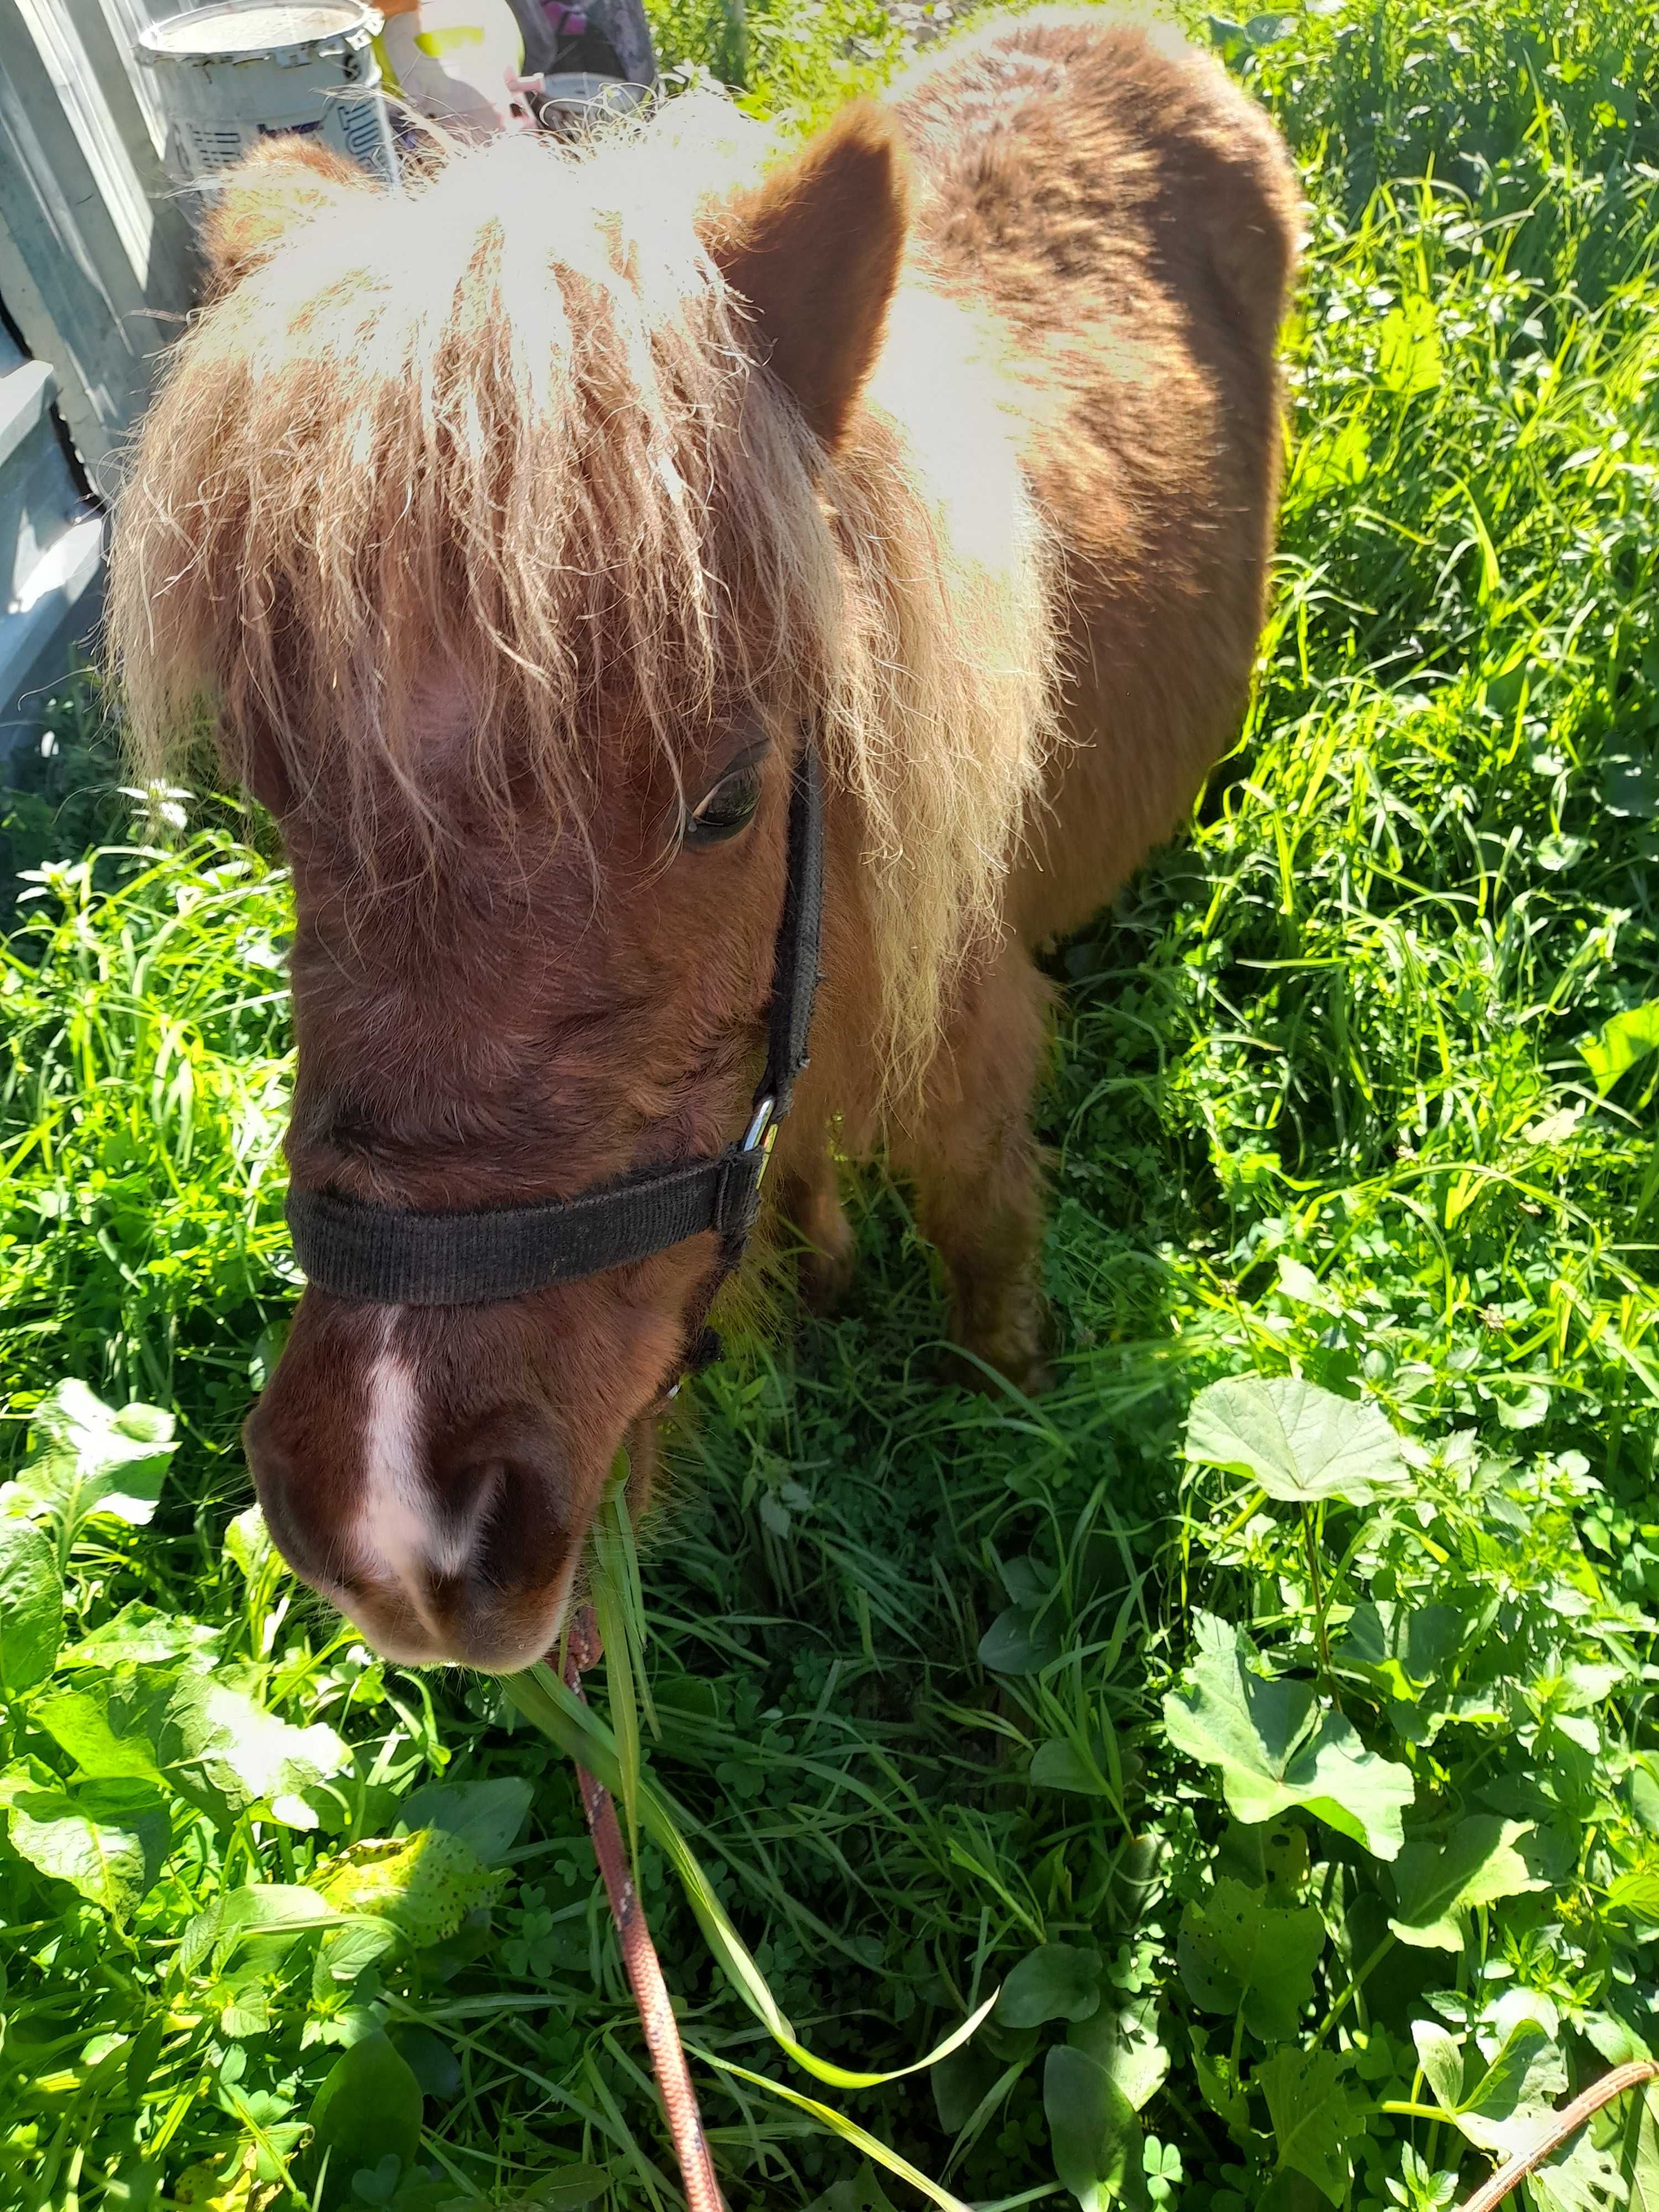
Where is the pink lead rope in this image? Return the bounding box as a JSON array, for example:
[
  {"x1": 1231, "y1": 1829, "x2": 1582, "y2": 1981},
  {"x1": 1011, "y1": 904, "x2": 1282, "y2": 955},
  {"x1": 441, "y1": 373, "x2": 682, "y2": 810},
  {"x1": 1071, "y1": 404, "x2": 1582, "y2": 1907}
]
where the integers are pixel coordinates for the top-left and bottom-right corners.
[{"x1": 562, "y1": 1606, "x2": 727, "y2": 2212}]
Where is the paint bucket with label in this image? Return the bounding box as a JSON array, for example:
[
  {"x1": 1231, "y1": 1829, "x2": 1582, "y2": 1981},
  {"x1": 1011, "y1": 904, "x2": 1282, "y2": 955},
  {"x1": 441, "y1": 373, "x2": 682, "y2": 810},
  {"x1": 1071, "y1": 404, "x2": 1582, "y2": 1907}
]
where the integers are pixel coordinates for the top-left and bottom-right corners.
[{"x1": 137, "y1": 1, "x2": 397, "y2": 184}]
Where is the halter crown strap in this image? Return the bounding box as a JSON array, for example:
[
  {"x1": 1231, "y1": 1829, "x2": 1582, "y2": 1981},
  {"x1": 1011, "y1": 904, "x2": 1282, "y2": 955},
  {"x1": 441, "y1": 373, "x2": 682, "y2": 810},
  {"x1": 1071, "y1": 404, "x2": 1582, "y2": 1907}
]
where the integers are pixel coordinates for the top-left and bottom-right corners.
[{"x1": 284, "y1": 736, "x2": 825, "y2": 1308}]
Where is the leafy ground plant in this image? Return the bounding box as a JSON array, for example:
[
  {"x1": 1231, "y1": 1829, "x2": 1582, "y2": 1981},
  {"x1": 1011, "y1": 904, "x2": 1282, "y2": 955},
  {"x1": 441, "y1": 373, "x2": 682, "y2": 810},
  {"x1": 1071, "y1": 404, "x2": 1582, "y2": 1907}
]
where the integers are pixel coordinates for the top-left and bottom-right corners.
[{"x1": 7, "y1": 0, "x2": 1659, "y2": 2208}]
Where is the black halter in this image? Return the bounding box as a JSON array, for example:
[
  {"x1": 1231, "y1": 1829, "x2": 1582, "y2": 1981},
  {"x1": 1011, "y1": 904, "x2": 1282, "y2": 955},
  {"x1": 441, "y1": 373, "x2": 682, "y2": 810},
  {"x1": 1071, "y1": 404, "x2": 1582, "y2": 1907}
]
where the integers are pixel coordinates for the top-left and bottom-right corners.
[{"x1": 284, "y1": 734, "x2": 825, "y2": 1313}]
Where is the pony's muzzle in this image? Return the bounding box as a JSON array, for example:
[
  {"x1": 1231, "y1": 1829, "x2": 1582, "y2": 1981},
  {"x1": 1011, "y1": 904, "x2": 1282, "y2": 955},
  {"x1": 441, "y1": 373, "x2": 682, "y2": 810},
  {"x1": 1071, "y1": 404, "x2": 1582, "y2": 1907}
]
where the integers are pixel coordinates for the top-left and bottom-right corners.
[{"x1": 244, "y1": 1383, "x2": 578, "y2": 1672}]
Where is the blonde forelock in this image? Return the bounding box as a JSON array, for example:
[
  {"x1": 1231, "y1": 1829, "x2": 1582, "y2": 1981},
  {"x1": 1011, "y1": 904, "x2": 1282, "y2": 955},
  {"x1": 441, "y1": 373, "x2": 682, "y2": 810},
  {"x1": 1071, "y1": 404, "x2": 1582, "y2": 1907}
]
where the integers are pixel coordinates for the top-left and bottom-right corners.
[{"x1": 108, "y1": 100, "x2": 1056, "y2": 1102}]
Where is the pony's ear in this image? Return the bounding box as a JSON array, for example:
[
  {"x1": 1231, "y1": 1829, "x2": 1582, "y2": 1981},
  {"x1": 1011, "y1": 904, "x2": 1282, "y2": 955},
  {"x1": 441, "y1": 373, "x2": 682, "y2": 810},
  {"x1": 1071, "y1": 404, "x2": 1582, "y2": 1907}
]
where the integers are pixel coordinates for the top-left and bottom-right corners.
[
  {"x1": 200, "y1": 137, "x2": 373, "y2": 296},
  {"x1": 706, "y1": 102, "x2": 910, "y2": 451}
]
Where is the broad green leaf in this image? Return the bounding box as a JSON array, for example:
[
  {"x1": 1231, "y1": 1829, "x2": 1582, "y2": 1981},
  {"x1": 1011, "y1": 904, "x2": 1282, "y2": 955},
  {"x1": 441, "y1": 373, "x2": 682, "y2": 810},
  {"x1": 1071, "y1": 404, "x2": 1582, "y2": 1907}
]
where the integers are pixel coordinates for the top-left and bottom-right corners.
[
  {"x1": 1274, "y1": 1258, "x2": 1340, "y2": 1312},
  {"x1": 1190, "y1": 2029, "x2": 1249, "y2": 2133},
  {"x1": 999, "y1": 1943, "x2": 1102, "y2": 2028},
  {"x1": 1495, "y1": 1379, "x2": 1552, "y2": 1431},
  {"x1": 1610, "y1": 2084, "x2": 1659, "y2": 2212},
  {"x1": 0, "y1": 1755, "x2": 59, "y2": 1808},
  {"x1": 33, "y1": 1688, "x2": 166, "y2": 1788},
  {"x1": 1583, "y1": 1002, "x2": 1659, "y2": 1094},
  {"x1": 57, "y1": 1601, "x2": 218, "y2": 1670},
  {"x1": 1531, "y1": 2128, "x2": 1624, "y2": 2212},
  {"x1": 1067, "y1": 1997, "x2": 1170, "y2": 2115},
  {"x1": 388, "y1": 2025, "x2": 463, "y2": 2102},
  {"x1": 1215, "y1": 1819, "x2": 1310, "y2": 1898},
  {"x1": 217, "y1": 1976, "x2": 273, "y2": 2041},
  {"x1": 166, "y1": 1671, "x2": 348, "y2": 1825},
  {"x1": 1457, "y1": 2018, "x2": 1568, "y2": 2155},
  {"x1": 303, "y1": 2031, "x2": 423, "y2": 2210},
  {"x1": 1604, "y1": 749, "x2": 1659, "y2": 821},
  {"x1": 1000, "y1": 1556, "x2": 1056, "y2": 1607},
  {"x1": 932, "y1": 2043, "x2": 1001, "y2": 2135},
  {"x1": 315, "y1": 1829, "x2": 502, "y2": 1945},
  {"x1": 179, "y1": 1881, "x2": 342, "y2": 1977},
  {"x1": 804, "y1": 2167, "x2": 900, "y2": 2212},
  {"x1": 1419, "y1": 2016, "x2": 1569, "y2": 2157},
  {"x1": 1378, "y1": 295, "x2": 1442, "y2": 397},
  {"x1": 1161, "y1": 1614, "x2": 1415, "y2": 1858},
  {"x1": 1031, "y1": 1739, "x2": 1115, "y2": 1796},
  {"x1": 1389, "y1": 1818, "x2": 1543, "y2": 1949},
  {"x1": 1185, "y1": 1377, "x2": 1408, "y2": 1506},
  {"x1": 697, "y1": 2048, "x2": 971, "y2": 2212},
  {"x1": 1411, "y1": 2022, "x2": 1465, "y2": 2116},
  {"x1": 215, "y1": 2084, "x2": 302, "y2": 2179},
  {"x1": 313, "y1": 1916, "x2": 400, "y2": 1999},
  {"x1": 6, "y1": 1776, "x2": 169, "y2": 1917},
  {"x1": 1177, "y1": 1877, "x2": 1325, "y2": 2039},
  {"x1": 1606, "y1": 1872, "x2": 1659, "y2": 1923},
  {"x1": 1045, "y1": 2044, "x2": 1145, "y2": 2212},
  {"x1": 0, "y1": 1517, "x2": 63, "y2": 1695},
  {"x1": 978, "y1": 1606, "x2": 1062, "y2": 1674},
  {"x1": 1583, "y1": 2015, "x2": 1652, "y2": 2069},
  {"x1": 1333, "y1": 1602, "x2": 1462, "y2": 1703},
  {"x1": 1296, "y1": 415, "x2": 1370, "y2": 495},
  {"x1": 171, "y1": 2148, "x2": 276, "y2": 2210},
  {"x1": 1559, "y1": 1660, "x2": 1629, "y2": 1710},
  {"x1": 1538, "y1": 833, "x2": 1588, "y2": 872},
  {"x1": 397, "y1": 1777, "x2": 534, "y2": 1866},
  {"x1": 1255, "y1": 2048, "x2": 1354, "y2": 2206},
  {"x1": 1633, "y1": 1761, "x2": 1659, "y2": 1835},
  {"x1": 223, "y1": 1504, "x2": 274, "y2": 1584},
  {"x1": 2, "y1": 1381, "x2": 175, "y2": 1541}
]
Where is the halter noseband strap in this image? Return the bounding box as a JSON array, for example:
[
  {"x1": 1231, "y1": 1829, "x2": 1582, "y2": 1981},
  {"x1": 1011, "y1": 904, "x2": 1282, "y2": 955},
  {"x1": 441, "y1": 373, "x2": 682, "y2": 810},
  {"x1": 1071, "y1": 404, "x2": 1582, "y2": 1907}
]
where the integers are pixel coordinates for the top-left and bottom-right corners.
[{"x1": 284, "y1": 734, "x2": 825, "y2": 1310}]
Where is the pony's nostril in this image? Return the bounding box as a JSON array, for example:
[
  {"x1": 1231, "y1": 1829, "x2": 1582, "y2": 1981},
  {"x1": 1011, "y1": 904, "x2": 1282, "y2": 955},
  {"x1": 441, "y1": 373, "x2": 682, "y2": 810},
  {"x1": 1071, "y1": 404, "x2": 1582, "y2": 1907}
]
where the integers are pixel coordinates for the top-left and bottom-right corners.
[
  {"x1": 455, "y1": 1460, "x2": 561, "y2": 1597},
  {"x1": 425, "y1": 1417, "x2": 569, "y2": 1595},
  {"x1": 425, "y1": 1455, "x2": 507, "y2": 1575},
  {"x1": 247, "y1": 1433, "x2": 367, "y2": 1600}
]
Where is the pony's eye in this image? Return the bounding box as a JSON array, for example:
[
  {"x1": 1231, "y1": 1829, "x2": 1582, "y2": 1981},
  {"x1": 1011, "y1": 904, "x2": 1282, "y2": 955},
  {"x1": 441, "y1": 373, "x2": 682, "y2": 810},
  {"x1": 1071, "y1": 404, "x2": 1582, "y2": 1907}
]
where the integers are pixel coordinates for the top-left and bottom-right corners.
[{"x1": 684, "y1": 758, "x2": 764, "y2": 848}]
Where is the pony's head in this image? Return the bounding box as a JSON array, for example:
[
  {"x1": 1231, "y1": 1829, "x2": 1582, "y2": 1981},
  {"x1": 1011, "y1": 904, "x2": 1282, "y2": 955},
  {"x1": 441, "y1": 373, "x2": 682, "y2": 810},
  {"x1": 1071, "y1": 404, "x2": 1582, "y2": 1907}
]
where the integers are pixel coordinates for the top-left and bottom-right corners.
[{"x1": 109, "y1": 103, "x2": 1048, "y2": 1669}]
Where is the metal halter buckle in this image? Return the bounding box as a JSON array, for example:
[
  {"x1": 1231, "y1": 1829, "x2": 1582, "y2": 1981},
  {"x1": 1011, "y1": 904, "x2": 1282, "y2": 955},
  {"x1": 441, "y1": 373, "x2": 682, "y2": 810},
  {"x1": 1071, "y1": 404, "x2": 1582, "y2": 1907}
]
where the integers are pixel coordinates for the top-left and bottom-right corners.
[{"x1": 742, "y1": 1095, "x2": 779, "y2": 1180}]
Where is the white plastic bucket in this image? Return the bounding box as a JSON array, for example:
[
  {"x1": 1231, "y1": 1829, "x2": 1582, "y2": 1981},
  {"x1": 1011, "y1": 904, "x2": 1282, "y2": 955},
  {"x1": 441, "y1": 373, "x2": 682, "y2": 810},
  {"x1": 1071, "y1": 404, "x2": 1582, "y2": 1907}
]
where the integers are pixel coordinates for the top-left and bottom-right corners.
[{"x1": 137, "y1": 1, "x2": 398, "y2": 185}]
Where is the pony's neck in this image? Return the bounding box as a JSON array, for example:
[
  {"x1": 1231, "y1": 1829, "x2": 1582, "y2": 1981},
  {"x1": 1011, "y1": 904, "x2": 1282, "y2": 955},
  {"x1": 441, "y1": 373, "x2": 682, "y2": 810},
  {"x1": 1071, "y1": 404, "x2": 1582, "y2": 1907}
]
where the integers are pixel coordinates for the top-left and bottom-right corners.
[{"x1": 812, "y1": 275, "x2": 1058, "y2": 1108}]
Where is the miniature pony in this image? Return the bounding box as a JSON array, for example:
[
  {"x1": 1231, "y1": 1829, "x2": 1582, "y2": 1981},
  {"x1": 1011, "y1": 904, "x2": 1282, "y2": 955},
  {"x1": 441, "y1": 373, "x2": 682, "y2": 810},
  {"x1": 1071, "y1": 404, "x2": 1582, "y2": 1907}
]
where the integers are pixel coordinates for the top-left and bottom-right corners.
[{"x1": 109, "y1": 10, "x2": 1299, "y2": 1668}]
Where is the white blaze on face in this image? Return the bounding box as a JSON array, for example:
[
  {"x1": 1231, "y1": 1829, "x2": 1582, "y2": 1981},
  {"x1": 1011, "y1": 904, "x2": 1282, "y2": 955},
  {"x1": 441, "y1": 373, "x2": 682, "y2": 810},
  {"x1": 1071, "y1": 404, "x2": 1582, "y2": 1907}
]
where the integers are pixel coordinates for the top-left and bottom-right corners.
[
  {"x1": 347, "y1": 1308, "x2": 579, "y2": 1670},
  {"x1": 354, "y1": 1309, "x2": 441, "y2": 1624}
]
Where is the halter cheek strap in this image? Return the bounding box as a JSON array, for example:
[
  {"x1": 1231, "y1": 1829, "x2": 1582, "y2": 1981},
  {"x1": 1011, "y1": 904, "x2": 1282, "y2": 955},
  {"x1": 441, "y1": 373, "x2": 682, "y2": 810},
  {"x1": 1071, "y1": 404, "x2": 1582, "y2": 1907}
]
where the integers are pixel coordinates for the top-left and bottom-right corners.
[{"x1": 283, "y1": 734, "x2": 825, "y2": 1310}]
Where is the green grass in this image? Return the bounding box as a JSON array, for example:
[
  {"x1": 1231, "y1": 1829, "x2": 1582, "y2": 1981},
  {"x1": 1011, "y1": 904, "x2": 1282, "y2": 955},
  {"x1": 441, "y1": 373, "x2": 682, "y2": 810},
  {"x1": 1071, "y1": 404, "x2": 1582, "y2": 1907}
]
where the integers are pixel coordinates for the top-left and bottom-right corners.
[{"x1": 6, "y1": 2, "x2": 1659, "y2": 2209}]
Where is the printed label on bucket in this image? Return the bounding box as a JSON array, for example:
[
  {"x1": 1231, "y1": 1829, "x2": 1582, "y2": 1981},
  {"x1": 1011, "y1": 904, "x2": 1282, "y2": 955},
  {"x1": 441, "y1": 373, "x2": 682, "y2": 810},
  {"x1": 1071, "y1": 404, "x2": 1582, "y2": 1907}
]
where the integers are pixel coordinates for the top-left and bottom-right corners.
[
  {"x1": 332, "y1": 97, "x2": 397, "y2": 173},
  {"x1": 171, "y1": 94, "x2": 395, "y2": 181}
]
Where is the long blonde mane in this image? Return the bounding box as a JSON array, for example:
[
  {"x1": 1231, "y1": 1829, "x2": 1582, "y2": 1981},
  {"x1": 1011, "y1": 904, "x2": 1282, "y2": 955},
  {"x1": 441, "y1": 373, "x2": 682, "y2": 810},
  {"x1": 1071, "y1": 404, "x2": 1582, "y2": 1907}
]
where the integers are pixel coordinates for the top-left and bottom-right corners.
[{"x1": 108, "y1": 98, "x2": 1056, "y2": 1099}]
